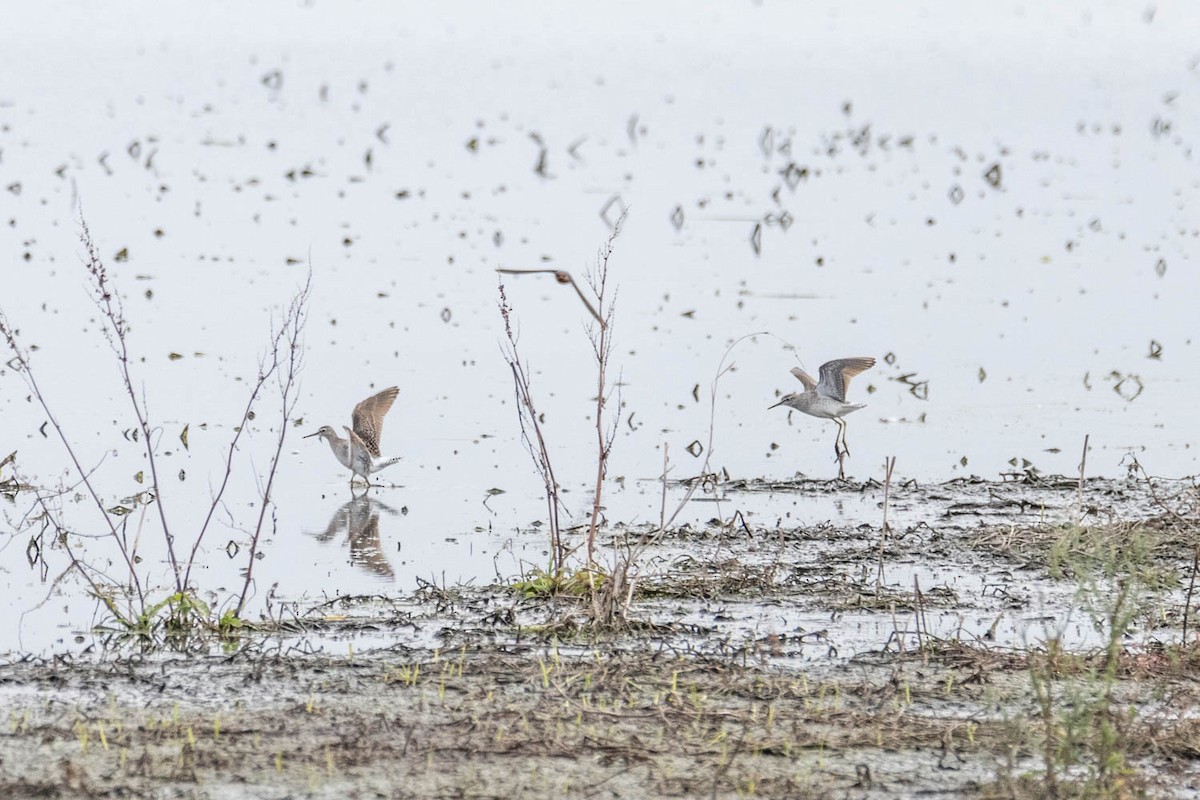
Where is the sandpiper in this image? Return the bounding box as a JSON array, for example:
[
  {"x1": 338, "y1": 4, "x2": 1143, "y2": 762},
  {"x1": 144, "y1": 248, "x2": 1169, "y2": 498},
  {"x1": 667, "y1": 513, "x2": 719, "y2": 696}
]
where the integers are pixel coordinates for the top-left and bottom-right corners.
[
  {"x1": 305, "y1": 386, "x2": 402, "y2": 489},
  {"x1": 770, "y1": 357, "x2": 875, "y2": 479}
]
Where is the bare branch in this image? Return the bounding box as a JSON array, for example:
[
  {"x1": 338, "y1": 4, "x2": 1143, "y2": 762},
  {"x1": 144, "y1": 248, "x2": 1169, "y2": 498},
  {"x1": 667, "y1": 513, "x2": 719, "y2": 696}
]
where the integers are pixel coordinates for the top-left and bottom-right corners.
[
  {"x1": 236, "y1": 273, "x2": 311, "y2": 616},
  {"x1": 584, "y1": 219, "x2": 624, "y2": 571},
  {"x1": 186, "y1": 269, "x2": 311, "y2": 591},
  {"x1": 498, "y1": 280, "x2": 565, "y2": 569},
  {"x1": 78, "y1": 221, "x2": 183, "y2": 592},
  {"x1": 0, "y1": 308, "x2": 146, "y2": 606},
  {"x1": 495, "y1": 268, "x2": 603, "y2": 325}
]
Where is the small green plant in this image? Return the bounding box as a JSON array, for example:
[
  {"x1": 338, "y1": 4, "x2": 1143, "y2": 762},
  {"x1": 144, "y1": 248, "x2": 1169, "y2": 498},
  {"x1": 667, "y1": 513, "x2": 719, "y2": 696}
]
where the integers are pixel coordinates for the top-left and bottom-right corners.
[
  {"x1": 94, "y1": 589, "x2": 217, "y2": 646},
  {"x1": 1, "y1": 220, "x2": 310, "y2": 650},
  {"x1": 1007, "y1": 522, "x2": 1154, "y2": 798},
  {"x1": 497, "y1": 217, "x2": 623, "y2": 615},
  {"x1": 511, "y1": 565, "x2": 606, "y2": 599},
  {"x1": 1046, "y1": 524, "x2": 1162, "y2": 583}
]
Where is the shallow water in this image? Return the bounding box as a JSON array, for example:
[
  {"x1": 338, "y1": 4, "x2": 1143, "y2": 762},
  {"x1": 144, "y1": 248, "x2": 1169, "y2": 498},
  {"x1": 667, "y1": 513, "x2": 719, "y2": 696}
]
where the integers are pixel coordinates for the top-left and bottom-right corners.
[{"x1": 2, "y1": 0, "x2": 1199, "y2": 655}]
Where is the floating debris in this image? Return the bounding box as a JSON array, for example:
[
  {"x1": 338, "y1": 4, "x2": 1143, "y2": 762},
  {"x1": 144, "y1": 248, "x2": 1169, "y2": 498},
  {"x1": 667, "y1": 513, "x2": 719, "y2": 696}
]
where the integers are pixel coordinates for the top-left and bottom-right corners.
[
  {"x1": 780, "y1": 163, "x2": 807, "y2": 190},
  {"x1": 758, "y1": 125, "x2": 774, "y2": 157},
  {"x1": 261, "y1": 69, "x2": 283, "y2": 90},
  {"x1": 983, "y1": 163, "x2": 1002, "y2": 188},
  {"x1": 599, "y1": 195, "x2": 627, "y2": 231},
  {"x1": 1108, "y1": 371, "x2": 1144, "y2": 402},
  {"x1": 892, "y1": 372, "x2": 929, "y2": 400}
]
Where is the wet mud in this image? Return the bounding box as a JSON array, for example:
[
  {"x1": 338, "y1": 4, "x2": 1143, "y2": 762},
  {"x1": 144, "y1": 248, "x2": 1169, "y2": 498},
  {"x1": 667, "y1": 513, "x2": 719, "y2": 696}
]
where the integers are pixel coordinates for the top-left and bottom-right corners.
[{"x1": 4, "y1": 475, "x2": 1200, "y2": 799}]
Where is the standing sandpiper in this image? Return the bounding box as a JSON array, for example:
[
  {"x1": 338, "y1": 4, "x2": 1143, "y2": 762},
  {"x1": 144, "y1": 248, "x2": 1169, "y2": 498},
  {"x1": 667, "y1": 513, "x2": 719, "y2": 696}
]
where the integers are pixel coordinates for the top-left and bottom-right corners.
[
  {"x1": 305, "y1": 386, "x2": 402, "y2": 489},
  {"x1": 770, "y1": 357, "x2": 875, "y2": 479}
]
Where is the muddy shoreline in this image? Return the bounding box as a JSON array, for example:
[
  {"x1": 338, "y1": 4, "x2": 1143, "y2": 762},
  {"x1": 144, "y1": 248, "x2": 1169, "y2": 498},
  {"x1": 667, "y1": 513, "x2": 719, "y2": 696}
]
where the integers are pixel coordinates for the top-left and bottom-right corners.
[{"x1": 3, "y1": 475, "x2": 1200, "y2": 798}]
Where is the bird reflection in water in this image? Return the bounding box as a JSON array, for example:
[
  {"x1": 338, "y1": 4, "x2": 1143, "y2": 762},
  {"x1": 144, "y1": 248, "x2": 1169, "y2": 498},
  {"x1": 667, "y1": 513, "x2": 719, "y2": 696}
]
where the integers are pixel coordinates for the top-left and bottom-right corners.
[{"x1": 308, "y1": 494, "x2": 402, "y2": 579}]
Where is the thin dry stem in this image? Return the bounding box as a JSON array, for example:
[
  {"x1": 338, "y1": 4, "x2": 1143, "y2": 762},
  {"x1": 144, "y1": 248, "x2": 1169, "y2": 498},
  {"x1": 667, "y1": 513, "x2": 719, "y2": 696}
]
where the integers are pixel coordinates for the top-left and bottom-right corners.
[
  {"x1": 584, "y1": 213, "x2": 624, "y2": 569},
  {"x1": 15, "y1": 465, "x2": 141, "y2": 624},
  {"x1": 80, "y1": 221, "x2": 183, "y2": 592},
  {"x1": 495, "y1": 268, "x2": 602, "y2": 325},
  {"x1": 187, "y1": 270, "x2": 311, "y2": 591},
  {"x1": 604, "y1": 332, "x2": 765, "y2": 622},
  {"x1": 1, "y1": 219, "x2": 312, "y2": 637},
  {"x1": 877, "y1": 456, "x2": 896, "y2": 589},
  {"x1": 0, "y1": 308, "x2": 146, "y2": 605},
  {"x1": 1076, "y1": 433, "x2": 1090, "y2": 521},
  {"x1": 497, "y1": 280, "x2": 565, "y2": 569},
  {"x1": 236, "y1": 276, "x2": 310, "y2": 615}
]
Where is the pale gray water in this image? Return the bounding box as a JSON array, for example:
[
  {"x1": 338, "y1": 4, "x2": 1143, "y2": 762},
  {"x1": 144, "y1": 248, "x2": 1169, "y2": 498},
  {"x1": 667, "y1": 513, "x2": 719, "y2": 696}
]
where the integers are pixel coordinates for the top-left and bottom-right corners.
[{"x1": 1, "y1": 0, "x2": 1198, "y2": 654}]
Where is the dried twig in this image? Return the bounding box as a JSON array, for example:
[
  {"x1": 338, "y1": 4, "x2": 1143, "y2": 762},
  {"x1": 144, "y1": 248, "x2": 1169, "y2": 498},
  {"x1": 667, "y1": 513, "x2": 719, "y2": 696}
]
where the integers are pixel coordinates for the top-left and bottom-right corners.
[
  {"x1": 1186, "y1": 545, "x2": 1200, "y2": 645},
  {"x1": 0, "y1": 296, "x2": 145, "y2": 606},
  {"x1": 605, "y1": 332, "x2": 767, "y2": 622},
  {"x1": 1126, "y1": 456, "x2": 1200, "y2": 644},
  {"x1": 188, "y1": 270, "x2": 311, "y2": 592},
  {"x1": 1, "y1": 219, "x2": 313, "y2": 642},
  {"x1": 16, "y1": 465, "x2": 140, "y2": 624},
  {"x1": 236, "y1": 276, "x2": 310, "y2": 616},
  {"x1": 877, "y1": 456, "x2": 896, "y2": 590},
  {"x1": 1076, "y1": 433, "x2": 1090, "y2": 520},
  {"x1": 914, "y1": 575, "x2": 928, "y2": 656},
  {"x1": 495, "y1": 268, "x2": 603, "y2": 325},
  {"x1": 79, "y1": 222, "x2": 184, "y2": 592},
  {"x1": 584, "y1": 215, "x2": 624, "y2": 570},
  {"x1": 497, "y1": 281, "x2": 565, "y2": 569}
]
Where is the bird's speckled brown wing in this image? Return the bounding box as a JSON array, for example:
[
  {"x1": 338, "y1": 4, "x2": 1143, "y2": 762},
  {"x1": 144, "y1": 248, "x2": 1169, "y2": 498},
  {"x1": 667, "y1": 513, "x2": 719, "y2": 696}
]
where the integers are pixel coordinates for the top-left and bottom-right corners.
[
  {"x1": 816, "y1": 358, "x2": 875, "y2": 402},
  {"x1": 350, "y1": 386, "x2": 399, "y2": 457}
]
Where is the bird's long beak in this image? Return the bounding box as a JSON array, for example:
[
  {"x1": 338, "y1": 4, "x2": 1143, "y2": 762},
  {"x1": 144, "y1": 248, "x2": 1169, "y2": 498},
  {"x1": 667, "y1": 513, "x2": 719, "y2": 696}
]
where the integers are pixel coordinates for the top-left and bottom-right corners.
[
  {"x1": 768, "y1": 399, "x2": 787, "y2": 410},
  {"x1": 303, "y1": 431, "x2": 321, "y2": 439}
]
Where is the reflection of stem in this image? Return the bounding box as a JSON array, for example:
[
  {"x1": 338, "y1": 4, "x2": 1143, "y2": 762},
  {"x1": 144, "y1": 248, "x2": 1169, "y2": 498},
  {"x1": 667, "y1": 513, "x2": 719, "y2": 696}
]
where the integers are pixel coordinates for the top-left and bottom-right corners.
[{"x1": 495, "y1": 268, "x2": 603, "y2": 325}]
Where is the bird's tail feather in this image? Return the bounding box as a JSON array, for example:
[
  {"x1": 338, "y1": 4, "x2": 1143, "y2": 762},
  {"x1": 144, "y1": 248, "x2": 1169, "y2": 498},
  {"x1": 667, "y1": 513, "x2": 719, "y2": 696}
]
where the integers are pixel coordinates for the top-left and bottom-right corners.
[{"x1": 370, "y1": 457, "x2": 402, "y2": 474}]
